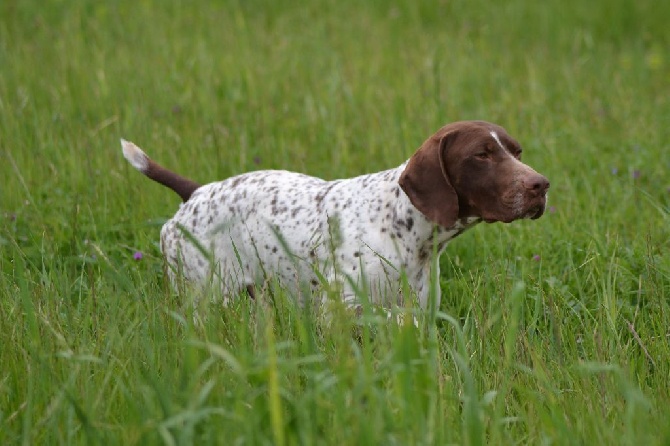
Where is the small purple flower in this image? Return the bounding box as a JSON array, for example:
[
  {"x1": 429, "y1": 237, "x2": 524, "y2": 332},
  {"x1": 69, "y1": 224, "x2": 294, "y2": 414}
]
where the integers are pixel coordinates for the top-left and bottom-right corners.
[
  {"x1": 632, "y1": 169, "x2": 641, "y2": 180},
  {"x1": 549, "y1": 206, "x2": 556, "y2": 214},
  {"x1": 532, "y1": 254, "x2": 541, "y2": 262},
  {"x1": 133, "y1": 251, "x2": 143, "y2": 261},
  {"x1": 610, "y1": 167, "x2": 618, "y2": 175}
]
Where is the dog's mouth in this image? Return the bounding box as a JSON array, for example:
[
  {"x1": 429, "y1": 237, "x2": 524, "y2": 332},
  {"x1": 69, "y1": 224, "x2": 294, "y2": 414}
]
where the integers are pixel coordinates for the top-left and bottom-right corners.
[
  {"x1": 527, "y1": 204, "x2": 545, "y2": 220},
  {"x1": 522, "y1": 195, "x2": 547, "y2": 220},
  {"x1": 482, "y1": 200, "x2": 546, "y2": 224}
]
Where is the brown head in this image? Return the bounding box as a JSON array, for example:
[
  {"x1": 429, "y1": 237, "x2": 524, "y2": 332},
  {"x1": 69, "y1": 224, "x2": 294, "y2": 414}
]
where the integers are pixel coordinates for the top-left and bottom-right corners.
[{"x1": 398, "y1": 120, "x2": 549, "y2": 227}]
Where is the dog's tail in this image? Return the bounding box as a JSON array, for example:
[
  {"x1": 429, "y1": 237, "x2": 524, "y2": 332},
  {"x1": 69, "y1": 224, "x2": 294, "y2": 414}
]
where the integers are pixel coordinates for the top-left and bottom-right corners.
[{"x1": 120, "y1": 139, "x2": 201, "y2": 202}]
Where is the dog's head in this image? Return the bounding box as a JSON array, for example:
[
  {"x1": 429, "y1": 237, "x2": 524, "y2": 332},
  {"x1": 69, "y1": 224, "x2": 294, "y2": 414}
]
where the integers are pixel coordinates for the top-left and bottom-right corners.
[{"x1": 399, "y1": 120, "x2": 549, "y2": 228}]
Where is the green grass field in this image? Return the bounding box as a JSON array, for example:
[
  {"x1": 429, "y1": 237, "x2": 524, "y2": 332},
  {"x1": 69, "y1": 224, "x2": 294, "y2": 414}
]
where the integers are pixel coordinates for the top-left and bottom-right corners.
[{"x1": 1, "y1": 0, "x2": 669, "y2": 444}]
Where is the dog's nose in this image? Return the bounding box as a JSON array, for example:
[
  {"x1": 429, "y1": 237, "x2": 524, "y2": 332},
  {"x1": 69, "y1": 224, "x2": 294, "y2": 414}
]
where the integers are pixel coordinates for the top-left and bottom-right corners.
[{"x1": 523, "y1": 174, "x2": 550, "y2": 195}]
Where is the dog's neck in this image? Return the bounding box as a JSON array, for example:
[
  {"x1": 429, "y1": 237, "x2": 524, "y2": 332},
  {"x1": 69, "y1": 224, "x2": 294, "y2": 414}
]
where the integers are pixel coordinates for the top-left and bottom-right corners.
[{"x1": 391, "y1": 170, "x2": 481, "y2": 258}]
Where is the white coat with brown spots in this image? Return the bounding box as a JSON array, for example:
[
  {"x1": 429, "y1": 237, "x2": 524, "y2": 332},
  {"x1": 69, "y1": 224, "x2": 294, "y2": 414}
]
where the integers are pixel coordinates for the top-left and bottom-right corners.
[{"x1": 121, "y1": 120, "x2": 549, "y2": 311}]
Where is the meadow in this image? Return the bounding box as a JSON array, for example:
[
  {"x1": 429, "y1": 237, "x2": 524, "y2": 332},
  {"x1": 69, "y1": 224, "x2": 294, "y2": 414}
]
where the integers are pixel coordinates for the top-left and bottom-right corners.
[{"x1": 1, "y1": 0, "x2": 669, "y2": 444}]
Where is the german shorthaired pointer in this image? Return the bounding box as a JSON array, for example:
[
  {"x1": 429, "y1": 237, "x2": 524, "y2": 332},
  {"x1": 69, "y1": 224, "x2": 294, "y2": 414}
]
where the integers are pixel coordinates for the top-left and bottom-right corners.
[{"x1": 122, "y1": 120, "x2": 549, "y2": 311}]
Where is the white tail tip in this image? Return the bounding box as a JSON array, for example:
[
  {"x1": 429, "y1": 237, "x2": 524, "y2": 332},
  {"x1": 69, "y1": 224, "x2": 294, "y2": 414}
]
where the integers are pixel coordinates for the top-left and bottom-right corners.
[{"x1": 121, "y1": 139, "x2": 149, "y2": 172}]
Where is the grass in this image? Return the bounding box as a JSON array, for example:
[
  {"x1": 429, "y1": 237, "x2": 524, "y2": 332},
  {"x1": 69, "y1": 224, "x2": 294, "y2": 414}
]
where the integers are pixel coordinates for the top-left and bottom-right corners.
[{"x1": 1, "y1": 0, "x2": 669, "y2": 444}]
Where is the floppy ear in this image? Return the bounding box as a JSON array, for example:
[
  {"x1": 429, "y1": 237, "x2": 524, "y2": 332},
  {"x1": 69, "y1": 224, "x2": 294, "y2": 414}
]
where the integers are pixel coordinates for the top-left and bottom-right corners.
[{"x1": 398, "y1": 131, "x2": 459, "y2": 228}]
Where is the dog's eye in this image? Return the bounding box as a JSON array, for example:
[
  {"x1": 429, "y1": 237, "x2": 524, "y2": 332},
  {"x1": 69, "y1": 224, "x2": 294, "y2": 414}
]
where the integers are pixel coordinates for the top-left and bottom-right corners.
[{"x1": 474, "y1": 152, "x2": 490, "y2": 160}]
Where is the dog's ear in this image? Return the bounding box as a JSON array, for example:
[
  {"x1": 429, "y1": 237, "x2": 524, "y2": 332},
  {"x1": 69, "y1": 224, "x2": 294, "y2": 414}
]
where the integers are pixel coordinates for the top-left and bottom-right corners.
[{"x1": 399, "y1": 131, "x2": 459, "y2": 228}]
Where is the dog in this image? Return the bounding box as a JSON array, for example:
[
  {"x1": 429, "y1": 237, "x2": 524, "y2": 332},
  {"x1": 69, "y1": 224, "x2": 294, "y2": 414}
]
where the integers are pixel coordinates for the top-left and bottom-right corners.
[{"x1": 122, "y1": 120, "x2": 549, "y2": 311}]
